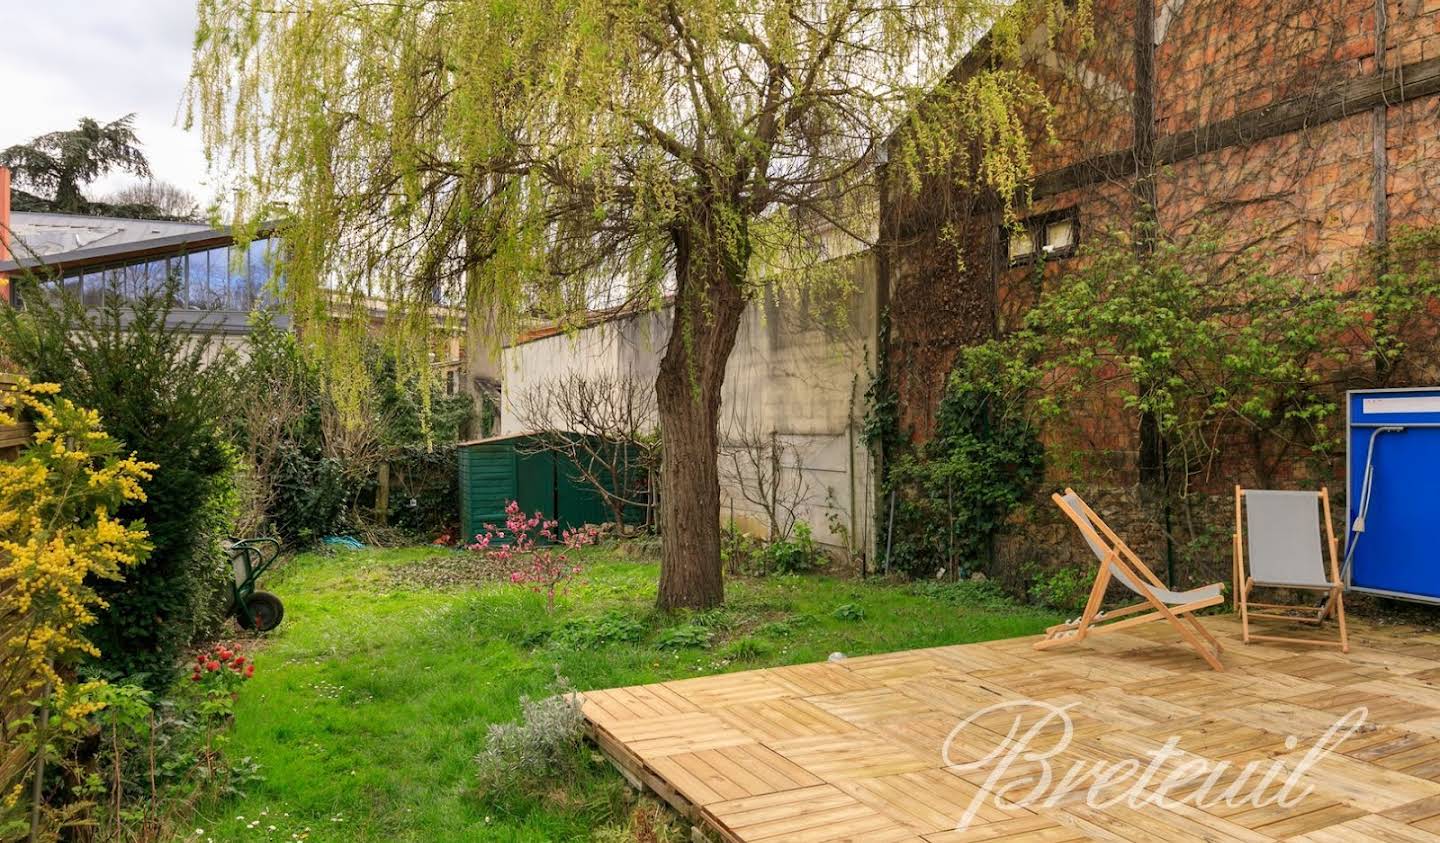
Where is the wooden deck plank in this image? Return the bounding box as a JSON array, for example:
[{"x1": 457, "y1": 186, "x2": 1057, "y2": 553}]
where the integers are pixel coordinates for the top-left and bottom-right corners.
[
  {"x1": 1288, "y1": 813, "x2": 1440, "y2": 842},
  {"x1": 838, "y1": 768, "x2": 1030, "y2": 832},
  {"x1": 1062, "y1": 798, "x2": 1273, "y2": 842},
  {"x1": 806, "y1": 686, "x2": 943, "y2": 725},
  {"x1": 663, "y1": 671, "x2": 795, "y2": 709},
  {"x1": 885, "y1": 675, "x2": 1013, "y2": 718},
  {"x1": 706, "y1": 783, "x2": 925, "y2": 842},
  {"x1": 765, "y1": 662, "x2": 878, "y2": 696},
  {"x1": 717, "y1": 697, "x2": 862, "y2": 741},
  {"x1": 647, "y1": 743, "x2": 822, "y2": 805},
  {"x1": 604, "y1": 711, "x2": 756, "y2": 759},
  {"x1": 583, "y1": 616, "x2": 1440, "y2": 843},
  {"x1": 923, "y1": 815, "x2": 1094, "y2": 841},
  {"x1": 767, "y1": 733, "x2": 934, "y2": 781}
]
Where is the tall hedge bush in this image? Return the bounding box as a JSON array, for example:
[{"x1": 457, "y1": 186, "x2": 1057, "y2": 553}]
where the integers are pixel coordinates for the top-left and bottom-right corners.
[
  {"x1": 229, "y1": 321, "x2": 472, "y2": 545},
  {"x1": 1, "y1": 278, "x2": 237, "y2": 690}
]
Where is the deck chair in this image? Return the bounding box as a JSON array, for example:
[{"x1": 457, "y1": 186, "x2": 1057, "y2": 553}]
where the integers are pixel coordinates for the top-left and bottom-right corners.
[
  {"x1": 1036, "y1": 489, "x2": 1226, "y2": 671},
  {"x1": 1233, "y1": 487, "x2": 1349, "y2": 652}
]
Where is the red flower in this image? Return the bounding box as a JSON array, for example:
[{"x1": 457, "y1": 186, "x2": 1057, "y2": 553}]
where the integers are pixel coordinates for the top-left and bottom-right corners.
[
  {"x1": 205, "y1": 660, "x2": 221, "y2": 671},
  {"x1": 233, "y1": 656, "x2": 246, "y2": 667},
  {"x1": 244, "y1": 664, "x2": 255, "y2": 678}
]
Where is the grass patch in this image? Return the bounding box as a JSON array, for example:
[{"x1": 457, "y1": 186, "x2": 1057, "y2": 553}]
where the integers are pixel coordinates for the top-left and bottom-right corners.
[{"x1": 192, "y1": 543, "x2": 1060, "y2": 841}]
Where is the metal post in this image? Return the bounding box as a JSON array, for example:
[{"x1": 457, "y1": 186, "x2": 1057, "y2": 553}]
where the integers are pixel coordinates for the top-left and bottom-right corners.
[
  {"x1": 947, "y1": 480, "x2": 955, "y2": 581},
  {"x1": 884, "y1": 489, "x2": 896, "y2": 576}
]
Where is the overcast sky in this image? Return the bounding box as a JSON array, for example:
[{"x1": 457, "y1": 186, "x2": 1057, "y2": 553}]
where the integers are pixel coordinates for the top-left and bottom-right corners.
[{"x1": 2, "y1": 0, "x2": 210, "y2": 204}]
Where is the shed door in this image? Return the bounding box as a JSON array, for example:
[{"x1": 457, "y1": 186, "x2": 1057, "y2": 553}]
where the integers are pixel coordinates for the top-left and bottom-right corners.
[
  {"x1": 556, "y1": 445, "x2": 612, "y2": 528},
  {"x1": 463, "y1": 444, "x2": 518, "y2": 541},
  {"x1": 1347, "y1": 389, "x2": 1440, "y2": 603},
  {"x1": 515, "y1": 449, "x2": 557, "y2": 522}
]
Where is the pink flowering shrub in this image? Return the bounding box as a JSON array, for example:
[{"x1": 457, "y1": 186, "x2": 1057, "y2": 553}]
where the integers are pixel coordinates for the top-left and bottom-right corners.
[{"x1": 469, "y1": 501, "x2": 599, "y2": 610}]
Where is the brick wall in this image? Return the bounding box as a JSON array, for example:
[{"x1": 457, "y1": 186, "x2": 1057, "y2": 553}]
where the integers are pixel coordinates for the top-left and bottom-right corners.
[
  {"x1": 882, "y1": 0, "x2": 1440, "y2": 587},
  {"x1": 1156, "y1": 0, "x2": 1372, "y2": 132},
  {"x1": 1389, "y1": 0, "x2": 1440, "y2": 65}
]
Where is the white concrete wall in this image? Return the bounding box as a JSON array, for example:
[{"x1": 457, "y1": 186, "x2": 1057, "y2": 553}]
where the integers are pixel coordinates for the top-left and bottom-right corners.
[
  {"x1": 717, "y1": 258, "x2": 878, "y2": 561},
  {"x1": 498, "y1": 254, "x2": 878, "y2": 561},
  {"x1": 499, "y1": 309, "x2": 670, "y2": 435}
]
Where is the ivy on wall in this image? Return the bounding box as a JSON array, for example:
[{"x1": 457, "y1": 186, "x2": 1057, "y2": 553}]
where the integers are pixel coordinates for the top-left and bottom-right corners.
[
  {"x1": 954, "y1": 224, "x2": 1440, "y2": 494},
  {"x1": 871, "y1": 372, "x2": 1044, "y2": 578},
  {"x1": 869, "y1": 223, "x2": 1440, "y2": 583}
]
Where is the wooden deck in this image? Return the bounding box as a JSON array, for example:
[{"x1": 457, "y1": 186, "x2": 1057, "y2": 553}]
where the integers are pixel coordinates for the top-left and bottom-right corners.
[{"x1": 580, "y1": 616, "x2": 1440, "y2": 842}]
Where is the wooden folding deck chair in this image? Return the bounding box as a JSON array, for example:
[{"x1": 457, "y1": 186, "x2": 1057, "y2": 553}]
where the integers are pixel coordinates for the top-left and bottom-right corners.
[
  {"x1": 1036, "y1": 489, "x2": 1227, "y2": 671},
  {"x1": 1233, "y1": 487, "x2": 1349, "y2": 652}
]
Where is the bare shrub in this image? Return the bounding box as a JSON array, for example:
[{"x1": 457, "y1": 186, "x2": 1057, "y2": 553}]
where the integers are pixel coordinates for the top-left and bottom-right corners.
[
  {"x1": 511, "y1": 371, "x2": 659, "y2": 534},
  {"x1": 719, "y1": 426, "x2": 814, "y2": 542}
]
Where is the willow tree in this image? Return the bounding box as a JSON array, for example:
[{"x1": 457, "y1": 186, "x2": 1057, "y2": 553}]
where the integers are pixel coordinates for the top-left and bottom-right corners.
[{"x1": 190, "y1": 0, "x2": 1081, "y2": 609}]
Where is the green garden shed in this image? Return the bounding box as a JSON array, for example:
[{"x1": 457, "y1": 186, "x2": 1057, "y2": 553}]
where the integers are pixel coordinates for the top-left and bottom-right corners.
[{"x1": 456, "y1": 432, "x2": 643, "y2": 544}]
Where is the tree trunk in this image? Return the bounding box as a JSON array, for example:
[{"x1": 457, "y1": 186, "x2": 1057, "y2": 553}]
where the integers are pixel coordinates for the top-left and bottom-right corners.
[
  {"x1": 654, "y1": 220, "x2": 748, "y2": 610},
  {"x1": 608, "y1": 476, "x2": 630, "y2": 538}
]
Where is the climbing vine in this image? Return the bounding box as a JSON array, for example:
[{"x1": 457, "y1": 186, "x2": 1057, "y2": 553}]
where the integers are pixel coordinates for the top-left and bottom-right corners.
[
  {"x1": 867, "y1": 223, "x2": 1440, "y2": 583},
  {"x1": 873, "y1": 376, "x2": 1043, "y2": 578},
  {"x1": 862, "y1": 309, "x2": 902, "y2": 459},
  {"x1": 953, "y1": 223, "x2": 1440, "y2": 493}
]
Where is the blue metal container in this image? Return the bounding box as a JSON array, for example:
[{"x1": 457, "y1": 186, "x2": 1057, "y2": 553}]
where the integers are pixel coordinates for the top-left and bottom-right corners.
[{"x1": 1346, "y1": 387, "x2": 1440, "y2": 604}]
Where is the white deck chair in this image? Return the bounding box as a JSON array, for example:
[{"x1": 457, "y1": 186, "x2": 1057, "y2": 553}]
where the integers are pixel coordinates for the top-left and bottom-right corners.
[
  {"x1": 1037, "y1": 489, "x2": 1226, "y2": 671},
  {"x1": 1233, "y1": 487, "x2": 1349, "y2": 652}
]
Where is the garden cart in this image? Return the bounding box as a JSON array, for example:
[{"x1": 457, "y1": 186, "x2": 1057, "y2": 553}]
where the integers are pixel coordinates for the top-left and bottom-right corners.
[{"x1": 224, "y1": 537, "x2": 285, "y2": 631}]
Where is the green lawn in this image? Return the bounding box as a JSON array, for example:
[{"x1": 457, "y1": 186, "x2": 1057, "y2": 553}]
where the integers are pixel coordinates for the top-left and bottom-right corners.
[{"x1": 190, "y1": 544, "x2": 1060, "y2": 842}]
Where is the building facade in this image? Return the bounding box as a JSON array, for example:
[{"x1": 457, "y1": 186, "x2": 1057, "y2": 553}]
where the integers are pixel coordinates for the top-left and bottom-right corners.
[
  {"x1": 882, "y1": 0, "x2": 1440, "y2": 585},
  {"x1": 0, "y1": 204, "x2": 496, "y2": 408},
  {"x1": 1, "y1": 209, "x2": 283, "y2": 338}
]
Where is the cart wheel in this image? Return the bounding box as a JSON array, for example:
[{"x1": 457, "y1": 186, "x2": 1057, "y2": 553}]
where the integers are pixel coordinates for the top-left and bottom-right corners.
[{"x1": 244, "y1": 591, "x2": 284, "y2": 632}]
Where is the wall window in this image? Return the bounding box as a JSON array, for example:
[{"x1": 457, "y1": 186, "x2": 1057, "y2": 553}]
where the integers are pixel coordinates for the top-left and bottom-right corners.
[
  {"x1": 185, "y1": 250, "x2": 210, "y2": 307},
  {"x1": 120, "y1": 262, "x2": 148, "y2": 300},
  {"x1": 1007, "y1": 228, "x2": 1037, "y2": 263},
  {"x1": 1004, "y1": 209, "x2": 1079, "y2": 267},
  {"x1": 247, "y1": 238, "x2": 277, "y2": 307},
  {"x1": 43, "y1": 237, "x2": 279, "y2": 312},
  {"x1": 104, "y1": 266, "x2": 127, "y2": 301},
  {"x1": 146, "y1": 259, "x2": 169, "y2": 297},
  {"x1": 61, "y1": 271, "x2": 82, "y2": 299},
  {"x1": 227, "y1": 247, "x2": 252, "y2": 310},
  {"x1": 81, "y1": 269, "x2": 104, "y2": 307},
  {"x1": 204, "y1": 246, "x2": 231, "y2": 308}
]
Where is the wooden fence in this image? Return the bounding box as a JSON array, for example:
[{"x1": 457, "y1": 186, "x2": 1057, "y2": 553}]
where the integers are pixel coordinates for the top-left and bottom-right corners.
[{"x1": 1, "y1": 373, "x2": 32, "y2": 459}]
